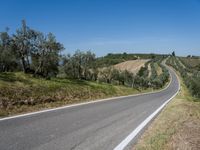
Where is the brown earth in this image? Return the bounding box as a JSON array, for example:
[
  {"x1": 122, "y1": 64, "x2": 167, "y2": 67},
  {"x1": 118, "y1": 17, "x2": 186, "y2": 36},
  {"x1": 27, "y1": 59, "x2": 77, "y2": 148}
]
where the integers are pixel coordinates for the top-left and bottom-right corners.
[
  {"x1": 114, "y1": 59, "x2": 150, "y2": 74},
  {"x1": 148, "y1": 63, "x2": 151, "y2": 78}
]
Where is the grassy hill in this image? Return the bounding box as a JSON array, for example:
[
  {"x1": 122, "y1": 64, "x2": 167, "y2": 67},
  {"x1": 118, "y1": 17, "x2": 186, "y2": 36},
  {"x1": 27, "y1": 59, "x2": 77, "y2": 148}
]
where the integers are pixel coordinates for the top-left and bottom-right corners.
[
  {"x1": 0, "y1": 72, "x2": 152, "y2": 117},
  {"x1": 95, "y1": 53, "x2": 167, "y2": 67},
  {"x1": 0, "y1": 52, "x2": 170, "y2": 117}
]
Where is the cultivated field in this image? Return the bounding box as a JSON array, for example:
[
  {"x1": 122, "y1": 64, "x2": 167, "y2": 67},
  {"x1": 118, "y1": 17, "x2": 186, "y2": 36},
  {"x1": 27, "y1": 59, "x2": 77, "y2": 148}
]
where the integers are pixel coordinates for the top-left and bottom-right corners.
[
  {"x1": 180, "y1": 57, "x2": 200, "y2": 68},
  {"x1": 114, "y1": 59, "x2": 150, "y2": 74}
]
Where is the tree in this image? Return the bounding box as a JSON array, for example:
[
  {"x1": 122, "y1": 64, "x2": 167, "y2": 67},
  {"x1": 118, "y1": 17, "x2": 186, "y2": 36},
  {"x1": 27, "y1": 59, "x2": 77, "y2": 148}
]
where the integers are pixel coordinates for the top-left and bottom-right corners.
[
  {"x1": 187, "y1": 55, "x2": 191, "y2": 58},
  {"x1": 12, "y1": 20, "x2": 38, "y2": 73},
  {"x1": 90, "y1": 61, "x2": 99, "y2": 81},
  {"x1": 124, "y1": 70, "x2": 134, "y2": 86},
  {"x1": 98, "y1": 67, "x2": 114, "y2": 83},
  {"x1": 110, "y1": 68, "x2": 120, "y2": 84},
  {"x1": 0, "y1": 29, "x2": 18, "y2": 72},
  {"x1": 82, "y1": 51, "x2": 95, "y2": 80},
  {"x1": 172, "y1": 51, "x2": 175, "y2": 57},
  {"x1": 150, "y1": 53, "x2": 155, "y2": 59},
  {"x1": 137, "y1": 66, "x2": 146, "y2": 77},
  {"x1": 0, "y1": 20, "x2": 64, "y2": 77},
  {"x1": 62, "y1": 50, "x2": 96, "y2": 80},
  {"x1": 32, "y1": 32, "x2": 64, "y2": 77}
]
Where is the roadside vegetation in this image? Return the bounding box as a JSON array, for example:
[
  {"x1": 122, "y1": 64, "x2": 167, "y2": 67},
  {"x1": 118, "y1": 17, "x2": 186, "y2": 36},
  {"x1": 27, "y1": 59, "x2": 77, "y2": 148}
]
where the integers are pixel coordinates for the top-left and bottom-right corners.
[
  {"x1": 134, "y1": 67, "x2": 200, "y2": 150},
  {"x1": 134, "y1": 53, "x2": 200, "y2": 150},
  {"x1": 166, "y1": 55, "x2": 200, "y2": 98},
  {"x1": 0, "y1": 72, "x2": 150, "y2": 116},
  {"x1": 0, "y1": 20, "x2": 170, "y2": 116}
]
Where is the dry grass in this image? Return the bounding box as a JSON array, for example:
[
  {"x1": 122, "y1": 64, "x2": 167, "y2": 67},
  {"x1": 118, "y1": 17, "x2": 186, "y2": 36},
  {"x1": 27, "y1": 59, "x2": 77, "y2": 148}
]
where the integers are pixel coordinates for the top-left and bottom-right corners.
[
  {"x1": 154, "y1": 63, "x2": 162, "y2": 76},
  {"x1": 0, "y1": 72, "x2": 153, "y2": 117},
  {"x1": 147, "y1": 63, "x2": 151, "y2": 78},
  {"x1": 180, "y1": 57, "x2": 200, "y2": 68},
  {"x1": 177, "y1": 57, "x2": 186, "y2": 68},
  {"x1": 133, "y1": 71, "x2": 200, "y2": 150},
  {"x1": 114, "y1": 59, "x2": 150, "y2": 74}
]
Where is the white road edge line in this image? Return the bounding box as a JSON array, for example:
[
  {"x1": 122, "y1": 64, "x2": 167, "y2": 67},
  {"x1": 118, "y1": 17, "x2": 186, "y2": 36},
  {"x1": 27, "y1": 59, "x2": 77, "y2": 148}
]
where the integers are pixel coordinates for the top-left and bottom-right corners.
[
  {"x1": 0, "y1": 65, "x2": 172, "y2": 122},
  {"x1": 113, "y1": 67, "x2": 180, "y2": 150}
]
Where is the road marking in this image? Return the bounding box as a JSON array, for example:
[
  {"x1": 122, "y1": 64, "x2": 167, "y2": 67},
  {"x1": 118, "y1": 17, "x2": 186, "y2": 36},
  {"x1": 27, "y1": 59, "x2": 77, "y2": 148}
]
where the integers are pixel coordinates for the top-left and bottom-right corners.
[
  {"x1": 0, "y1": 66, "x2": 172, "y2": 122},
  {"x1": 114, "y1": 68, "x2": 180, "y2": 150}
]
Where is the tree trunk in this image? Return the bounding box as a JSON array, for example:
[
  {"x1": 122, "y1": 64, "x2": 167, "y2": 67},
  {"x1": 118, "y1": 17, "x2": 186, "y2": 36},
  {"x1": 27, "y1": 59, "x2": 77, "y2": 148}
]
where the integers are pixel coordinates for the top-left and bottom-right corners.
[{"x1": 21, "y1": 56, "x2": 27, "y2": 73}]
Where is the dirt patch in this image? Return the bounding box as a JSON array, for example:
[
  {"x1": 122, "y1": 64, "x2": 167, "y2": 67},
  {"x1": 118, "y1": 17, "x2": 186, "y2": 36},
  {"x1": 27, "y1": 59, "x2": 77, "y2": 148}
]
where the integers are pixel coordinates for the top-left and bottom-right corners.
[
  {"x1": 155, "y1": 63, "x2": 162, "y2": 75},
  {"x1": 114, "y1": 59, "x2": 149, "y2": 74},
  {"x1": 148, "y1": 63, "x2": 151, "y2": 78}
]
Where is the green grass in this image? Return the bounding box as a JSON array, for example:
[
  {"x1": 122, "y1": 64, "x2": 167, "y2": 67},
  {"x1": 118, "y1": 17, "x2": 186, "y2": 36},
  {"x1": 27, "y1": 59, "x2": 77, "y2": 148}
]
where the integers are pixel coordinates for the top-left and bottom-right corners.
[{"x1": 0, "y1": 72, "x2": 153, "y2": 117}]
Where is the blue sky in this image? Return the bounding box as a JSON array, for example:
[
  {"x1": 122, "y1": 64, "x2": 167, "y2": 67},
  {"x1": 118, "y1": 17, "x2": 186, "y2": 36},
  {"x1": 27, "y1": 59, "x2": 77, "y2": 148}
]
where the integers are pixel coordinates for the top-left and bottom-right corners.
[{"x1": 1, "y1": 0, "x2": 200, "y2": 56}]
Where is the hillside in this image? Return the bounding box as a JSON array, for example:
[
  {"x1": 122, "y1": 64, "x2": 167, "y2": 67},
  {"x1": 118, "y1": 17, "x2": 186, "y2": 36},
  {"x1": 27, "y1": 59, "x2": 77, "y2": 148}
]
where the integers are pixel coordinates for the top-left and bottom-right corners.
[
  {"x1": 95, "y1": 53, "x2": 167, "y2": 67},
  {"x1": 134, "y1": 56, "x2": 200, "y2": 150},
  {"x1": 179, "y1": 57, "x2": 200, "y2": 70},
  {"x1": 0, "y1": 55, "x2": 170, "y2": 117},
  {"x1": 114, "y1": 59, "x2": 150, "y2": 74},
  {"x1": 0, "y1": 72, "x2": 152, "y2": 117},
  {"x1": 167, "y1": 56, "x2": 200, "y2": 98},
  {"x1": 134, "y1": 64, "x2": 200, "y2": 150}
]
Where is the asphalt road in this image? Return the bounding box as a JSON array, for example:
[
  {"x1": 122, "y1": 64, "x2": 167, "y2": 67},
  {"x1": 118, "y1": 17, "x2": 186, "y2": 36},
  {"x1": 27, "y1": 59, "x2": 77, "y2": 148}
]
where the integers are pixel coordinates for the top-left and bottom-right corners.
[{"x1": 0, "y1": 66, "x2": 179, "y2": 150}]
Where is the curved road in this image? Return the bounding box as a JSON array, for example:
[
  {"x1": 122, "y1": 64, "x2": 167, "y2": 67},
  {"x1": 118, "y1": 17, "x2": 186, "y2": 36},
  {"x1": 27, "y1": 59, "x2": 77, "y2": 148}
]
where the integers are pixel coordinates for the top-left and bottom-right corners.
[{"x1": 0, "y1": 65, "x2": 179, "y2": 150}]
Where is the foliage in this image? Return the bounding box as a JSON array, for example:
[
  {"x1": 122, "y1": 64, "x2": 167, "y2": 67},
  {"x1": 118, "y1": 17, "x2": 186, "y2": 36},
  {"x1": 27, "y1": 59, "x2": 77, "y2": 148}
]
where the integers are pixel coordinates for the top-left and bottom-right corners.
[
  {"x1": 172, "y1": 51, "x2": 175, "y2": 56},
  {"x1": 0, "y1": 20, "x2": 170, "y2": 92},
  {"x1": 0, "y1": 30, "x2": 19, "y2": 72},
  {"x1": 166, "y1": 56, "x2": 200, "y2": 98},
  {"x1": 61, "y1": 50, "x2": 96, "y2": 80},
  {"x1": 0, "y1": 20, "x2": 64, "y2": 78},
  {"x1": 97, "y1": 58, "x2": 169, "y2": 89}
]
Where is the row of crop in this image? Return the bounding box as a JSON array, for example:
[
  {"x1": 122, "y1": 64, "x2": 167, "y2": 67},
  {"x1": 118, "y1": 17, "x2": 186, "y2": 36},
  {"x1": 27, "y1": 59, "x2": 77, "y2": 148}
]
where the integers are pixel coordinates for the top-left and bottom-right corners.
[
  {"x1": 137, "y1": 60, "x2": 150, "y2": 78},
  {"x1": 166, "y1": 56, "x2": 200, "y2": 98},
  {"x1": 92, "y1": 57, "x2": 169, "y2": 90},
  {"x1": 177, "y1": 57, "x2": 194, "y2": 73},
  {"x1": 149, "y1": 59, "x2": 169, "y2": 88},
  {"x1": 178, "y1": 57, "x2": 200, "y2": 78},
  {"x1": 134, "y1": 58, "x2": 169, "y2": 89}
]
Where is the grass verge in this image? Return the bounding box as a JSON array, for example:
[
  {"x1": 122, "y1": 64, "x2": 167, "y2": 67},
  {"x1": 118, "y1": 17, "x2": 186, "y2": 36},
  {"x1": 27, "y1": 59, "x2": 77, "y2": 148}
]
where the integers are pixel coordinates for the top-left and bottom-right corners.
[
  {"x1": 133, "y1": 71, "x2": 200, "y2": 150},
  {"x1": 0, "y1": 72, "x2": 155, "y2": 117}
]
